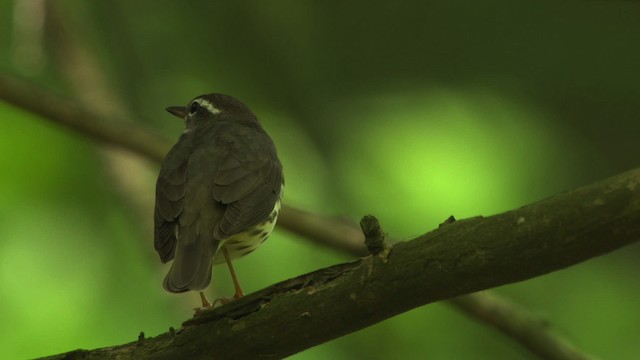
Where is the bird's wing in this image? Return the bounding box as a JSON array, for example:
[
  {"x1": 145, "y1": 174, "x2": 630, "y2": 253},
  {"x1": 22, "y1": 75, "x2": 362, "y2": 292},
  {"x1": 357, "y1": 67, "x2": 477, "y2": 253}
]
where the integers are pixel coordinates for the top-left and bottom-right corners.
[
  {"x1": 154, "y1": 144, "x2": 190, "y2": 263},
  {"x1": 213, "y1": 131, "x2": 283, "y2": 240}
]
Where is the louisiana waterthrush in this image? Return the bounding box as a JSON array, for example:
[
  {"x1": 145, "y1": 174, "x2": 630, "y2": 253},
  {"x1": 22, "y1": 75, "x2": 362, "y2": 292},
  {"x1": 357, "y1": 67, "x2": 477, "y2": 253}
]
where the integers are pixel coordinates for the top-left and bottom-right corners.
[{"x1": 154, "y1": 93, "x2": 284, "y2": 307}]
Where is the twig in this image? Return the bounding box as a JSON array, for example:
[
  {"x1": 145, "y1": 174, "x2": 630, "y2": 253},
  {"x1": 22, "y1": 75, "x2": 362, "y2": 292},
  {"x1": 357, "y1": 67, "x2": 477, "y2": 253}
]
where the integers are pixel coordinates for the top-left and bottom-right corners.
[{"x1": 360, "y1": 215, "x2": 388, "y2": 255}]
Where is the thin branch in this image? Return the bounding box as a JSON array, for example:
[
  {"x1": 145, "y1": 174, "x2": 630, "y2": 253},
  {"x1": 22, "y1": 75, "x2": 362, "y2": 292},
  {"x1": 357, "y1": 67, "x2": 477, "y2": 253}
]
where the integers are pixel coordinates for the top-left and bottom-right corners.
[
  {"x1": 360, "y1": 215, "x2": 388, "y2": 255},
  {"x1": 279, "y1": 205, "x2": 368, "y2": 257},
  {"x1": 0, "y1": 74, "x2": 169, "y2": 162},
  {"x1": 37, "y1": 168, "x2": 639, "y2": 359},
  {"x1": 449, "y1": 293, "x2": 599, "y2": 360}
]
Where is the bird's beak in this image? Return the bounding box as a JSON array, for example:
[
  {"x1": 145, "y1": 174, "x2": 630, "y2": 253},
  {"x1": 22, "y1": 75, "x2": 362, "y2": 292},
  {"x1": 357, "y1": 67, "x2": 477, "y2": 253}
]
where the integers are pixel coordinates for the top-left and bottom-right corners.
[{"x1": 165, "y1": 106, "x2": 188, "y2": 119}]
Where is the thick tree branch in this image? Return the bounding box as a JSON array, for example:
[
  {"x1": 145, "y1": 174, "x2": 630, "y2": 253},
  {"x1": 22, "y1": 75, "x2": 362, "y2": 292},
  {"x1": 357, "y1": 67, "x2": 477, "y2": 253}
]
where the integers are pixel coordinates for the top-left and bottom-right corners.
[{"x1": 38, "y1": 168, "x2": 639, "y2": 359}]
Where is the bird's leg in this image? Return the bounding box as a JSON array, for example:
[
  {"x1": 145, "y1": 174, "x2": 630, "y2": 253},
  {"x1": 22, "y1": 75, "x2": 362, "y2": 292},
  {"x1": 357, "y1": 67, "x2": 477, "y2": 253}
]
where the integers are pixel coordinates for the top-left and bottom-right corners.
[
  {"x1": 223, "y1": 247, "x2": 245, "y2": 299},
  {"x1": 193, "y1": 291, "x2": 213, "y2": 316},
  {"x1": 207, "y1": 248, "x2": 246, "y2": 308},
  {"x1": 199, "y1": 292, "x2": 212, "y2": 307}
]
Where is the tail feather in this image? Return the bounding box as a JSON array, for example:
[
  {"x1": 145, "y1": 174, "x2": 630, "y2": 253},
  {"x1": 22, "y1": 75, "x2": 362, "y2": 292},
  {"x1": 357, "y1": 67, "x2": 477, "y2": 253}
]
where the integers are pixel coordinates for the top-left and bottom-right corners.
[{"x1": 163, "y1": 228, "x2": 216, "y2": 293}]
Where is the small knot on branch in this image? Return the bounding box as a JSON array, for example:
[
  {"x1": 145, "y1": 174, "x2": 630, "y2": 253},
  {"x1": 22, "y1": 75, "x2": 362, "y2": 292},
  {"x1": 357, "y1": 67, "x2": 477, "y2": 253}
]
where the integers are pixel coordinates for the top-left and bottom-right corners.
[
  {"x1": 360, "y1": 215, "x2": 387, "y2": 255},
  {"x1": 439, "y1": 215, "x2": 456, "y2": 228}
]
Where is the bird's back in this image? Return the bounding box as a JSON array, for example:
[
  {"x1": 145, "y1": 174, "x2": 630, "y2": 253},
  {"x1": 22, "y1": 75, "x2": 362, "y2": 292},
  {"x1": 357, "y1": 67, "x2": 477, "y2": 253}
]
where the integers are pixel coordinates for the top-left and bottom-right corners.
[{"x1": 156, "y1": 118, "x2": 283, "y2": 293}]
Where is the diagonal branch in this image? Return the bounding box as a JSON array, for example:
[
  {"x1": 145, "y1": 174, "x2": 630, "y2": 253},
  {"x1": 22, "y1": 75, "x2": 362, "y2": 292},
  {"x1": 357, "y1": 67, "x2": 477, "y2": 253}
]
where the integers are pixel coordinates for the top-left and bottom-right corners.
[
  {"x1": 37, "y1": 168, "x2": 639, "y2": 359},
  {"x1": 0, "y1": 75, "x2": 169, "y2": 163}
]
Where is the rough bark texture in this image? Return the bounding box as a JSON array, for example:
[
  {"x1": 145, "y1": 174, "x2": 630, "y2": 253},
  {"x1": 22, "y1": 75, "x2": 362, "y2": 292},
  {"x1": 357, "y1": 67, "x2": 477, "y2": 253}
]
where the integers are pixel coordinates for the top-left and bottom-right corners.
[{"x1": 40, "y1": 168, "x2": 640, "y2": 359}]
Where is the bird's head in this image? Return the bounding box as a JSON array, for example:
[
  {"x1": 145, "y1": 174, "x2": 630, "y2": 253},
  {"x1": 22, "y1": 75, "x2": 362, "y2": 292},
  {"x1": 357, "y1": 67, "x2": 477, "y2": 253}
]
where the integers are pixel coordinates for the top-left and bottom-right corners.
[{"x1": 166, "y1": 93, "x2": 258, "y2": 129}]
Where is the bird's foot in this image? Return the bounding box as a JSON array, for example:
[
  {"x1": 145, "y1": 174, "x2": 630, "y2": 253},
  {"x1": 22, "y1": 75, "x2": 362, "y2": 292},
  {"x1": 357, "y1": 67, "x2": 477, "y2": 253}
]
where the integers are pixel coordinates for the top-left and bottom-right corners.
[
  {"x1": 193, "y1": 306, "x2": 212, "y2": 316},
  {"x1": 193, "y1": 292, "x2": 215, "y2": 316},
  {"x1": 211, "y1": 291, "x2": 244, "y2": 307},
  {"x1": 193, "y1": 290, "x2": 245, "y2": 316}
]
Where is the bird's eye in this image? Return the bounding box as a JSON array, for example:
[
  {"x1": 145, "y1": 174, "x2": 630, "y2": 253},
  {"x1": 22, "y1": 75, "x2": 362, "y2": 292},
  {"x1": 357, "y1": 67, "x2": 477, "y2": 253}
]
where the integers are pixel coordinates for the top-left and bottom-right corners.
[{"x1": 189, "y1": 102, "x2": 200, "y2": 114}]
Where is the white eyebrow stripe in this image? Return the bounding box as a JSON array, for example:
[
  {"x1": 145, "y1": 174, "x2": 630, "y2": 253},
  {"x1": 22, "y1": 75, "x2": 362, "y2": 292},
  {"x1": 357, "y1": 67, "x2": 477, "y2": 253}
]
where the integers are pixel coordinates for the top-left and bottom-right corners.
[{"x1": 196, "y1": 98, "x2": 221, "y2": 114}]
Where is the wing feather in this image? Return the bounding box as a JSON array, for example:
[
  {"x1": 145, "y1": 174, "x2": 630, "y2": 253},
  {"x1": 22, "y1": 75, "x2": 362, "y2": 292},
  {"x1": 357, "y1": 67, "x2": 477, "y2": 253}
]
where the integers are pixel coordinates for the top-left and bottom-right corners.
[
  {"x1": 212, "y1": 131, "x2": 283, "y2": 240},
  {"x1": 154, "y1": 143, "x2": 190, "y2": 263}
]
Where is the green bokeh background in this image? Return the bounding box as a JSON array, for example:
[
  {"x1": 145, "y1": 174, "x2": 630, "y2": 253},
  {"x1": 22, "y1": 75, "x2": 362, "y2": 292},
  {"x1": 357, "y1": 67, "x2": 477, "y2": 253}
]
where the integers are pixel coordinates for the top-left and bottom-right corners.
[{"x1": 1, "y1": 1, "x2": 639, "y2": 359}]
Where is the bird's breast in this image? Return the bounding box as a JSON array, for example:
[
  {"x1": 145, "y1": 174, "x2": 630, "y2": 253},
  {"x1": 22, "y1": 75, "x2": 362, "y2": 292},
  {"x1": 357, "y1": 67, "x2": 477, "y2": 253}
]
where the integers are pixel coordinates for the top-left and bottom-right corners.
[{"x1": 213, "y1": 198, "x2": 281, "y2": 264}]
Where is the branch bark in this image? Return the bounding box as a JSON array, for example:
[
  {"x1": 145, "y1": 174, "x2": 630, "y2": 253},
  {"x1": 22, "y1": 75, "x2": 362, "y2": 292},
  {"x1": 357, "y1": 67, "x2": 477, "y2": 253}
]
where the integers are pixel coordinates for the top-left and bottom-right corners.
[{"x1": 37, "y1": 168, "x2": 639, "y2": 359}]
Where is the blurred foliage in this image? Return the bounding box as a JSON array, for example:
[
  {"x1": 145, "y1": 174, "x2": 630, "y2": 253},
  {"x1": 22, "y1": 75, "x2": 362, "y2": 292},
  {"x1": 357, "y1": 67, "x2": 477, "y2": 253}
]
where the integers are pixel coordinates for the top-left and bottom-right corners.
[{"x1": 1, "y1": 0, "x2": 639, "y2": 359}]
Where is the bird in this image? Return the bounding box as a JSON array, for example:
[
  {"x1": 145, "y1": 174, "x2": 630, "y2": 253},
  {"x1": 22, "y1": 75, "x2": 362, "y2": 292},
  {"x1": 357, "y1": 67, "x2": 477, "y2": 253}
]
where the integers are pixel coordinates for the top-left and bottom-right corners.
[{"x1": 154, "y1": 93, "x2": 284, "y2": 307}]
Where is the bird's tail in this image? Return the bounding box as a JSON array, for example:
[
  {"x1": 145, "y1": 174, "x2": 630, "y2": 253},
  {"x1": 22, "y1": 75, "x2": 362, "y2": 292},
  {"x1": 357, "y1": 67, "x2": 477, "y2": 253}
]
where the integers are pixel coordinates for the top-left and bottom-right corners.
[{"x1": 163, "y1": 228, "x2": 216, "y2": 293}]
